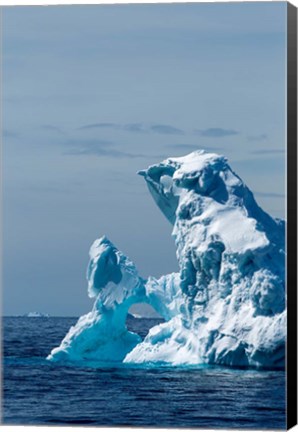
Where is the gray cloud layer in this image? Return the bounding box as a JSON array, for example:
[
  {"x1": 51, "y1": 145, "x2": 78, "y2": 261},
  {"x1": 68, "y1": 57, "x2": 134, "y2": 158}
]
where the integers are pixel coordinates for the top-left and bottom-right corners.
[
  {"x1": 255, "y1": 191, "x2": 285, "y2": 198},
  {"x1": 3, "y1": 129, "x2": 19, "y2": 139},
  {"x1": 78, "y1": 123, "x2": 243, "y2": 138},
  {"x1": 247, "y1": 134, "x2": 268, "y2": 142},
  {"x1": 78, "y1": 122, "x2": 184, "y2": 135},
  {"x1": 251, "y1": 149, "x2": 285, "y2": 155},
  {"x1": 194, "y1": 128, "x2": 239, "y2": 138},
  {"x1": 166, "y1": 143, "x2": 223, "y2": 152},
  {"x1": 78, "y1": 122, "x2": 119, "y2": 131},
  {"x1": 41, "y1": 125, "x2": 65, "y2": 134},
  {"x1": 63, "y1": 139, "x2": 163, "y2": 159},
  {"x1": 150, "y1": 124, "x2": 184, "y2": 135}
]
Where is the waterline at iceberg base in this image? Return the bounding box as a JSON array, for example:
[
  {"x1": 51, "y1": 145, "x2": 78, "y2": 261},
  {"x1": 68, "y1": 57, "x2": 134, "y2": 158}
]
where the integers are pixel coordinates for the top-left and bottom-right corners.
[{"x1": 47, "y1": 151, "x2": 285, "y2": 369}]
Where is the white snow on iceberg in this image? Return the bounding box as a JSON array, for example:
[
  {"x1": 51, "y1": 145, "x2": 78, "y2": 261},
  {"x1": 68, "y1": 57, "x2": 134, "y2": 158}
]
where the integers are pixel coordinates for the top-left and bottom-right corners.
[{"x1": 47, "y1": 151, "x2": 285, "y2": 369}]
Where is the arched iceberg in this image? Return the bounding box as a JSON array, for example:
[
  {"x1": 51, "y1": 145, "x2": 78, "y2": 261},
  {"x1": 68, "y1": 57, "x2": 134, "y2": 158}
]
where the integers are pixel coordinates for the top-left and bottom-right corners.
[{"x1": 48, "y1": 151, "x2": 285, "y2": 368}]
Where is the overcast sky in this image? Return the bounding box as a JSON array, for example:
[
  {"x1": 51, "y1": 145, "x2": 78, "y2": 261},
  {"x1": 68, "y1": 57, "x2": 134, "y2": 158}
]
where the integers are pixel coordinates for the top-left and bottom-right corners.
[{"x1": 3, "y1": 2, "x2": 286, "y2": 316}]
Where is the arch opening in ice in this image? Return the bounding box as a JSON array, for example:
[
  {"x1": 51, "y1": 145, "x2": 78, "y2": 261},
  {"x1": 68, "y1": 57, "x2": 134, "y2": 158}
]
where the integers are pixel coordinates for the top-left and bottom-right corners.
[{"x1": 126, "y1": 303, "x2": 164, "y2": 340}]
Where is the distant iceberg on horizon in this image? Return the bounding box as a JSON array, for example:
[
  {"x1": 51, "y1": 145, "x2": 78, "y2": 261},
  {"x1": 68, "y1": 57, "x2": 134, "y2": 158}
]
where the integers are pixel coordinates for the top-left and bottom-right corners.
[
  {"x1": 25, "y1": 312, "x2": 50, "y2": 318},
  {"x1": 47, "y1": 150, "x2": 285, "y2": 369}
]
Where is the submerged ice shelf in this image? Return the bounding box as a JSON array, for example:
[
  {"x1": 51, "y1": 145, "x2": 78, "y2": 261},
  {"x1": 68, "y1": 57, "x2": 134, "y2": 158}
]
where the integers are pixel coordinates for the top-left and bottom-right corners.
[{"x1": 48, "y1": 151, "x2": 285, "y2": 369}]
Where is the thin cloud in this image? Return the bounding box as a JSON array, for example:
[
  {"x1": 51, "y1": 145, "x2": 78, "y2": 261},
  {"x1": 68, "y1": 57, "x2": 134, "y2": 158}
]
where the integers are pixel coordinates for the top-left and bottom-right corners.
[
  {"x1": 123, "y1": 123, "x2": 147, "y2": 133},
  {"x1": 251, "y1": 149, "x2": 285, "y2": 155},
  {"x1": 78, "y1": 122, "x2": 185, "y2": 135},
  {"x1": 67, "y1": 147, "x2": 143, "y2": 159},
  {"x1": 247, "y1": 134, "x2": 268, "y2": 142},
  {"x1": 151, "y1": 124, "x2": 185, "y2": 135},
  {"x1": 255, "y1": 191, "x2": 285, "y2": 198},
  {"x1": 63, "y1": 139, "x2": 154, "y2": 159},
  {"x1": 25, "y1": 184, "x2": 73, "y2": 195},
  {"x1": 166, "y1": 144, "x2": 223, "y2": 152},
  {"x1": 78, "y1": 122, "x2": 119, "y2": 131},
  {"x1": 194, "y1": 128, "x2": 239, "y2": 138},
  {"x1": 41, "y1": 125, "x2": 65, "y2": 134},
  {"x1": 3, "y1": 129, "x2": 19, "y2": 139}
]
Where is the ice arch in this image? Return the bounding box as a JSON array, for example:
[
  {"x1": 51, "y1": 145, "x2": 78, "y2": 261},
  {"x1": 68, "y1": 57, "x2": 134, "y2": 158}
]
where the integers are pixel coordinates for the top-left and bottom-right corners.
[{"x1": 47, "y1": 237, "x2": 171, "y2": 363}]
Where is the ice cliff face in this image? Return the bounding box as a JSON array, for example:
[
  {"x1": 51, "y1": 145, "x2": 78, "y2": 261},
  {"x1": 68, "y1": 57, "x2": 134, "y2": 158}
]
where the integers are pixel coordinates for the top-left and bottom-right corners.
[{"x1": 48, "y1": 151, "x2": 286, "y2": 369}]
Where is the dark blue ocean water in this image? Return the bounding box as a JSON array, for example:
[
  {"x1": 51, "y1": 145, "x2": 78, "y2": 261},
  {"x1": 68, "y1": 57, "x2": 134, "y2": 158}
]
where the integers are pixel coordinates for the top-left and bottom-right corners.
[{"x1": 2, "y1": 317, "x2": 286, "y2": 429}]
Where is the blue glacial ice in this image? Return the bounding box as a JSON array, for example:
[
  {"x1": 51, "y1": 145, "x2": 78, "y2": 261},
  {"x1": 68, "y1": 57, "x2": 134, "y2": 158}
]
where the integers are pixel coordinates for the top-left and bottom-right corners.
[{"x1": 47, "y1": 151, "x2": 285, "y2": 368}]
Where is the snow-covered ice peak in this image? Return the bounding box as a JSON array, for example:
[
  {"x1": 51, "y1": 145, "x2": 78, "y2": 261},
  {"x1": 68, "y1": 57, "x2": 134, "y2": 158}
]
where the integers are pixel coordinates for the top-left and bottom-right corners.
[
  {"x1": 48, "y1": 151, "x2": 286, "y2": 369},
  {"x1": 86, "y1": 236, "x2": 145, "y2": 305},
  {"x1": 139, "y1": 150, "x2": 285, "y2": 312},
  {"x1": 139, "y1": 150, "x2": 283, "y2": 249},
  {"x1": 47, "y1": 236, "x2": 147, "y2": 363}
]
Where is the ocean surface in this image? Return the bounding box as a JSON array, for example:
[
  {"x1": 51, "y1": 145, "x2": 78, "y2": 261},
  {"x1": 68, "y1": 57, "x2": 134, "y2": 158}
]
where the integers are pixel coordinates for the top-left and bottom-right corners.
[{"x1": 2, "y1": 316, "x2": 286, "y2": 429}]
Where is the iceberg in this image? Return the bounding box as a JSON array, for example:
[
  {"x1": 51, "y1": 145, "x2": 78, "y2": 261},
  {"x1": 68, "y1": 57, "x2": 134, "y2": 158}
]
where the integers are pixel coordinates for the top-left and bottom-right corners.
[
  {"x1": 47, "y1": 151, "x2": 285, "y2": 369},
  {"x1": 25, "y1": 312, "x2": 50, "y2": 318}
]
